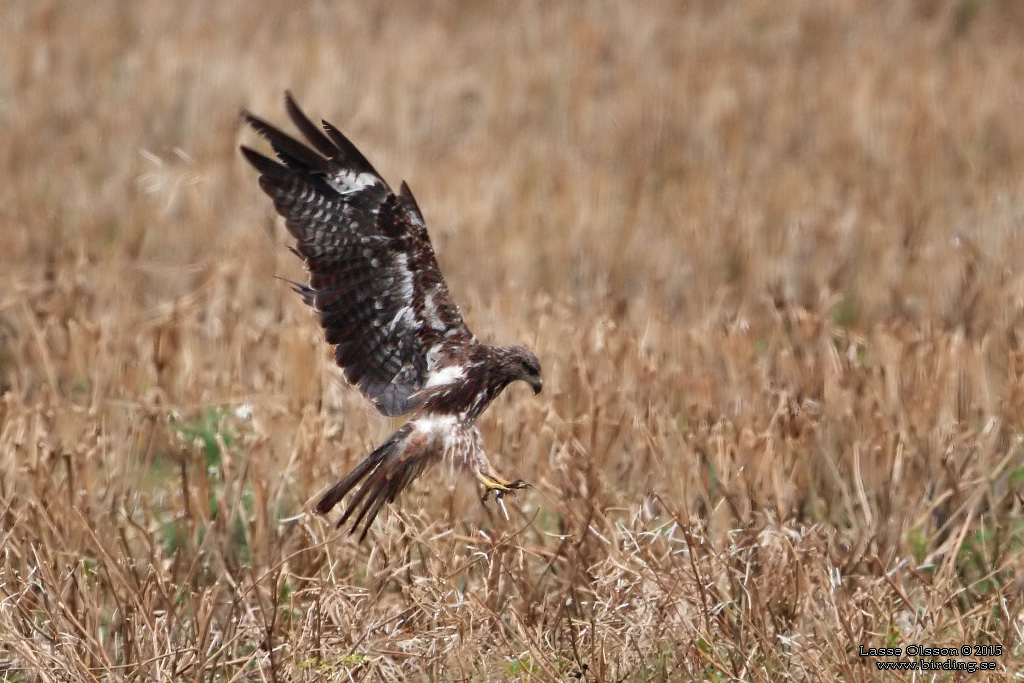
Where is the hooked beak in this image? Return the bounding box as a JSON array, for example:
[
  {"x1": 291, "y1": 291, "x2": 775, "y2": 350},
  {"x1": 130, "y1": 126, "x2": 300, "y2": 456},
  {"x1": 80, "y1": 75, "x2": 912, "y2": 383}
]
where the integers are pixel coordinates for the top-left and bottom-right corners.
[{"x1": 528, "y1": 375, "x2": 543, "y2": 394}]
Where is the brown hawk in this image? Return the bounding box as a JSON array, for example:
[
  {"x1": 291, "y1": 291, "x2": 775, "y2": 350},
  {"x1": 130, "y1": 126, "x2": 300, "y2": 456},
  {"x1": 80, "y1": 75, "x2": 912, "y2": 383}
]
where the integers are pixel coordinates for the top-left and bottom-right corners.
[{"x1": 241, "y1": 93, "x2": 542, "y2": 540}]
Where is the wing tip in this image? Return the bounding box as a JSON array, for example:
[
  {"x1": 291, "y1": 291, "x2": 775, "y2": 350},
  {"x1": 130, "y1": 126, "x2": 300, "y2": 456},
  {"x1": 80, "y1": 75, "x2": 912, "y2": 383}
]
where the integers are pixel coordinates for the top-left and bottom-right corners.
[
  {"x1": 241, "y1": 110, "x2": 275, "y2": 138},
  {"x1": 239, "y1": 144, "x2": 268, "y2": 166}
]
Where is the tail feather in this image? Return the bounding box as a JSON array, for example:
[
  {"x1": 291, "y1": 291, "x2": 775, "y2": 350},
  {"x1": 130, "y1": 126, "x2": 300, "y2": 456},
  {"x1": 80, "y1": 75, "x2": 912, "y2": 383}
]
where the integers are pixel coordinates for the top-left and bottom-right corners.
[
  {"x1": 313, "y1": 443, "x2": 388, "y2": 516},
  {"x1": 314, "y1": 424, "x2": 428, "y2": 541}
]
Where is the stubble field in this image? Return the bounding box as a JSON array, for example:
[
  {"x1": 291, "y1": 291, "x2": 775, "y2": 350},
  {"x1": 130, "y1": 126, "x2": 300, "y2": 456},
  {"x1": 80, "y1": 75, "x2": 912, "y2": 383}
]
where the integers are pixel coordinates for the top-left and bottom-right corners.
[{"x1": 3, "y1": 1, "x2": 1024, "y2": 680}]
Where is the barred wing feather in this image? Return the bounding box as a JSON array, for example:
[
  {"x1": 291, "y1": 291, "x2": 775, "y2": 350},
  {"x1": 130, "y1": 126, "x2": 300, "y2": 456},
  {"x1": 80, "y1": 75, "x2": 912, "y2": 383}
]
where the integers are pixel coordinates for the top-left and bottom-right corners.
[{"x1": 241, "y1": 93, "x2": 475, "y2": 416}]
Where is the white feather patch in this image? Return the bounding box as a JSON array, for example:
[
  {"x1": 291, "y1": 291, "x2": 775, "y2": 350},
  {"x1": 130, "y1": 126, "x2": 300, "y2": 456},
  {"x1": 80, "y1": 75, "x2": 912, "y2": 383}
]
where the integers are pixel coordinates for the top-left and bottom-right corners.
[
  {"x1": 386, "y1": 305, "x2": 411, "y2": 334},
  {"x1": 422, "y1": 289, "x2": 446, "y2": 331},
  {"x1": 393, "y1": 253, "x2": 414, "y2": 300},
  {"x1": 328, "y1": 170, "x2": 380, "y2": 194},
  {"x1": 413, "y1": 414, "x2": 459, "y2": 440},
  {"x1": 424, "y1": 365, "x2": 466, "y2": 388}
]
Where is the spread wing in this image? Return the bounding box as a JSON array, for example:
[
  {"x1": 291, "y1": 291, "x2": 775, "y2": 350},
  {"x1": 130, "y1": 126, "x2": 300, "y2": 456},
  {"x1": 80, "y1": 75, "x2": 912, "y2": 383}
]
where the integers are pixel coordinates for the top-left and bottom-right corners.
[{"x1": 241, "y1": 93, "x2": 476, "y2": 416}]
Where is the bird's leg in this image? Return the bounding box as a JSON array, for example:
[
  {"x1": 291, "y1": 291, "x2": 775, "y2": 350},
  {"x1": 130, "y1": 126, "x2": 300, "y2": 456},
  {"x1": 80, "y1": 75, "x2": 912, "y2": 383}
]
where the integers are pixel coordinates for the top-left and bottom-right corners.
[{"x1": 475, "y1": 469, "x2": 527, "y2": 503}]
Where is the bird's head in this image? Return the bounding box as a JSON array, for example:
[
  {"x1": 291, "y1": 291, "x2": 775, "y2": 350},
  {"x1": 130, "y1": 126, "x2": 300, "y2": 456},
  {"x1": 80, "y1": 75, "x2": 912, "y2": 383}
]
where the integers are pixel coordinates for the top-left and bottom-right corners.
[{"x1": 506, "y1": 345, "x2": 543, "y2": 394}]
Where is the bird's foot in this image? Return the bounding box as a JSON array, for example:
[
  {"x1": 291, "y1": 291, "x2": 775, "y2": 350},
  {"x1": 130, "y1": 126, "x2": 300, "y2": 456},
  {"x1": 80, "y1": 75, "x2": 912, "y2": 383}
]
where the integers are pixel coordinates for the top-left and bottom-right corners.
[{"x1": 477, "y1": 472, "x2": 528, "y2": 504}]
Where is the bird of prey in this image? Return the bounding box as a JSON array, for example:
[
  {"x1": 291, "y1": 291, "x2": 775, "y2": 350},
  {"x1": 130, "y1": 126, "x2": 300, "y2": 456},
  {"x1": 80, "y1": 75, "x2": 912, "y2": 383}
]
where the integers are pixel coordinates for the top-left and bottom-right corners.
[{"x1": 241, "y1": 93, "x2": 542, "y2": 540}]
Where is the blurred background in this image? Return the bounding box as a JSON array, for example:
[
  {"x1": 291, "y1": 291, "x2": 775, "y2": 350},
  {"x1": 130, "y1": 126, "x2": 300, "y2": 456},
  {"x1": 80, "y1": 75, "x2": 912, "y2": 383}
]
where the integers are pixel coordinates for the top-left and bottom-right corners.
[
  {"x1": 3, "y1": 0, "x2": 1024, "y2": 678},
  {"x1": 7, "y1": 1, "x2": 1024, "y2": 325}
]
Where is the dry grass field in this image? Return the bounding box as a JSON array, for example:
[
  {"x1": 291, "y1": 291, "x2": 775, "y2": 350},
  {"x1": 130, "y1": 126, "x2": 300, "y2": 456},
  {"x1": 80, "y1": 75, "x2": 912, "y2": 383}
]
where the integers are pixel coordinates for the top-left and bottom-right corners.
[{"x1": 3, "y1": 0, "x2": 1024, "y2": 679}]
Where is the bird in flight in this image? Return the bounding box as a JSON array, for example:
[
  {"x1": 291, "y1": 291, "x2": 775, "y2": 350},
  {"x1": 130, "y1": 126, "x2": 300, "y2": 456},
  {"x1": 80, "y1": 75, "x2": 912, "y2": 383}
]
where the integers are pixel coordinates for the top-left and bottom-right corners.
[{"x1": 241, "y1": 93, "x2": 542, "y2": 540}]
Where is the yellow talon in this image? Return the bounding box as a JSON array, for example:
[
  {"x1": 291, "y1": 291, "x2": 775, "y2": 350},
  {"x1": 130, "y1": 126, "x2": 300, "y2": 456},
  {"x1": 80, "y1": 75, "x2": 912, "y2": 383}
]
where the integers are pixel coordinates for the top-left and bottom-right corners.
[{"x1": 477, "y1": 473, "x2": 527, "y2": 503}]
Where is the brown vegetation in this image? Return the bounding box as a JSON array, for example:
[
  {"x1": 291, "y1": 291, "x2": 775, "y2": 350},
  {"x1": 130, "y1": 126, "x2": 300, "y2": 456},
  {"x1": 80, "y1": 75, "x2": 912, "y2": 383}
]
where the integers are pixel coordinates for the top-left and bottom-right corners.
[{"x1": 2, "y1": 0, "x2": 1024, "y2": 679}]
